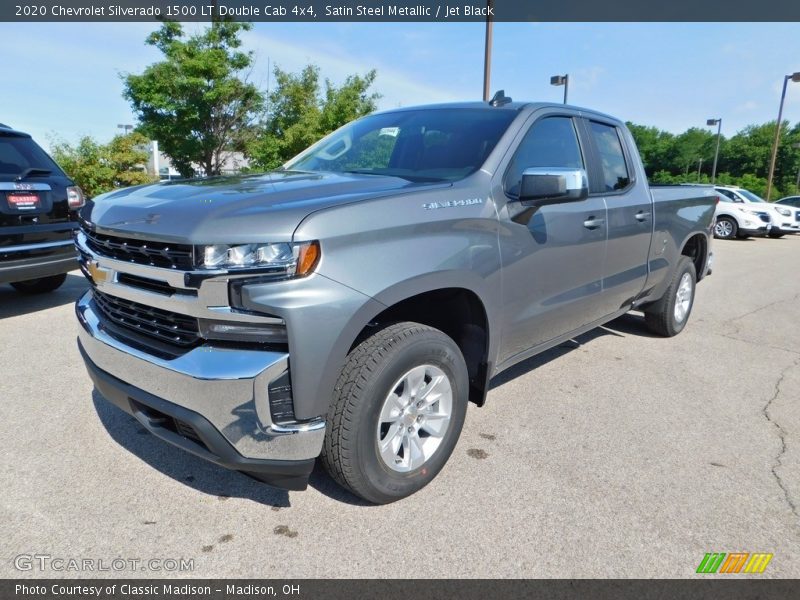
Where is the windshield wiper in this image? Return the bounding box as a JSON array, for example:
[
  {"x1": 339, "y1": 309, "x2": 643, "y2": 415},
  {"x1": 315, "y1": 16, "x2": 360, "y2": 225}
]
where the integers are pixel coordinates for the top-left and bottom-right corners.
[
  {"x1": 16, "y1": 167, "x2": 52, "y2": 181},
  {"x1": 341, "y1": 169, "x2": 384, "y2": 176}
]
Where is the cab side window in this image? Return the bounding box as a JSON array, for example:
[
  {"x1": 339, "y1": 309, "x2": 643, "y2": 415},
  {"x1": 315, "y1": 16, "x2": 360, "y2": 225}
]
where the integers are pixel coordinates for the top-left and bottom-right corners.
[
  {"x1": 588, "y1": 121, "x2": 630, "y2": 192},
  {"x1": 504, "y1": 117, "x2": 583, "y2": 198}
]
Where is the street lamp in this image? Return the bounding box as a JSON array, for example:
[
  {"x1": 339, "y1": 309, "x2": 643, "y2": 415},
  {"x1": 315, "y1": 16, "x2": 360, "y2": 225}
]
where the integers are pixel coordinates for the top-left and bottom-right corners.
[
  {"x1": 117, "y1": 124, "x2": 133, "y2": 135},
  {"x1": 482, "y1": 0, "x2": 494, "y2": 101},
  {"x1": 706, "y1": 118, "x2": 722, "y2": 184},
  {"x1": 550, "y1": 74, "x2": 569, "y2": 104},
  {"x1": 765, "y1": 71, "x2": 800, "y2": 200}
]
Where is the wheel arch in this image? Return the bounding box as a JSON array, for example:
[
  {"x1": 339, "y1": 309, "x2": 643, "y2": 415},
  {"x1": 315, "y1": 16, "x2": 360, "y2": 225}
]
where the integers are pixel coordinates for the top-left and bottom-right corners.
[
  {"x1": 344, "y1": 273, "x2": 496, "y2": 408},
  {"x1": 679, "y1": 232, "x2": 709, "y2": 281}
]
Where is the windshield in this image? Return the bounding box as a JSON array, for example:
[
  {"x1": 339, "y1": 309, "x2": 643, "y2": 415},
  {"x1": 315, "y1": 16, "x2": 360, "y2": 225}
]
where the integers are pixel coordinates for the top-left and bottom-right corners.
[
  {"x1": 0, "y1": 134, "x2": 63, "y2": 180},
  {"x1": 738, "y1": 189, "x2": 766, "y2": 203},
  {"x1": 285, "y1": 108, "x2": 518, "y2": 182}
]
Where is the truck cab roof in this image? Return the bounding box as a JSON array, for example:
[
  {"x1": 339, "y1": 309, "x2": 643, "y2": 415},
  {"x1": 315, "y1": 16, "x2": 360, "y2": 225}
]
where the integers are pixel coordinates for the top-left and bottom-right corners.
[{"x1": 373, "y1": 101, "x2": 625, "y2": 126}]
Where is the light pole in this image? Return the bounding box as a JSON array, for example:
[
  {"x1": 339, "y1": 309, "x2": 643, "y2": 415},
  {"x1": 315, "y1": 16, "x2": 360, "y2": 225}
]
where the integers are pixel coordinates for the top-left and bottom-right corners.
[
  {"x1": 706, "y1": 118, "x2": 722, "y2": 184},
  {"x1": 550, "y1": 74, "x2": 568, "y2": 104},
  {"x1": 482, "y1": 0, "x2": 494, "y2": 101},
  {"x1": 765, "y1": 71, "x2": 800, "y2": 200},
  {"x1": 117, "y1": 124, "x2": 133, "y2": 135}
]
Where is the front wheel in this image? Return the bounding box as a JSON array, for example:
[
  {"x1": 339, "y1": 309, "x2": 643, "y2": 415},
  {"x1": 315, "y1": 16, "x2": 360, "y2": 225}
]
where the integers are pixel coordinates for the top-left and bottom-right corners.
[
  {"x1": 10, "y1": 273, "x2": 67, "y2": 294},
  {"x1": 714, "y1": 217, "x2": 737, "y2": 239},
  {"x1": 768, "y1": 230, "x2": 785, "y2": 238},
  {"x1": 644, "y1": 256, "x2": 697, "y2": 337},
  {"x1": 321, "y1": 322, "x2": 468, "y2": 504}
]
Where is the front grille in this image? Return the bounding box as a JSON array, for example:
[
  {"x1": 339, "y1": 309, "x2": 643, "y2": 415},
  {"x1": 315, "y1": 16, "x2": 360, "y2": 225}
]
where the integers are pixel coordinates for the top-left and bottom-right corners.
[
  {"x1": 83, "y1": 227, "x2": 194, "y2": 270},
  {"x1": 757, "y1": 213, "x2": 770, "y2": 223},
  {"x1": 93, "y1": 290, "x2": 200, "y2": 347},
  {"x1": 116, "y1": 273, "x2": 181, "y2": 296}
]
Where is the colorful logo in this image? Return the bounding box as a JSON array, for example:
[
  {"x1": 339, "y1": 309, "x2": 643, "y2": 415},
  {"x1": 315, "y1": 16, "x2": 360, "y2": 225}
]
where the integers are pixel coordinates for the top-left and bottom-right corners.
[{"x1": 696, "y1": 552, "x2": 773, "y2": 574}]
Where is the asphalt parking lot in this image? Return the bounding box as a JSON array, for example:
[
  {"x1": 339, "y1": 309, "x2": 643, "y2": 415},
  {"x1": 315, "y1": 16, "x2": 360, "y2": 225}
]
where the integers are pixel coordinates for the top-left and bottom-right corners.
[{"x1": 1, "y1": 235, "x2": 799, "y2": 579}]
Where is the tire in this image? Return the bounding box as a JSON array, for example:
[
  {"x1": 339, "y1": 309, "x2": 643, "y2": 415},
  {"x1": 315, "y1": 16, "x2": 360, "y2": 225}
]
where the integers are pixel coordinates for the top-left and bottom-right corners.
[
  {"x1": 644, "y1": 256, "x2": 697, "y2": 337},
  {"x1": 768, "y1": 230, "x2": 785, "y2": 238},
  {"x1": 713, "y1": 216, "x2": 737, "y2": 239},
  {"x1": 321, "y1": 322, "x2": 469, "y2": 504},
  {"x1": 10, "y1": 273, "x2": 67, "y2": 294}
]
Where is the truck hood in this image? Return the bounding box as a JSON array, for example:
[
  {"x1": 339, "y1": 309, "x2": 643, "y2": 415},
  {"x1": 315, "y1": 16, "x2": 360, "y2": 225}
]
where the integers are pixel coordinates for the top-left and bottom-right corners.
[{"x1": 82, "y1": 170, "x2": 441, "y2": 244}]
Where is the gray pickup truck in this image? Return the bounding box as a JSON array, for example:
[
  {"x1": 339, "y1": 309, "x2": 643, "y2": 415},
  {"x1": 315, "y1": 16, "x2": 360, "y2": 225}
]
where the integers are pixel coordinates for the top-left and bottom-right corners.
[{"x1": 75, "y1": 98, "x2": 715, "y2": 503}]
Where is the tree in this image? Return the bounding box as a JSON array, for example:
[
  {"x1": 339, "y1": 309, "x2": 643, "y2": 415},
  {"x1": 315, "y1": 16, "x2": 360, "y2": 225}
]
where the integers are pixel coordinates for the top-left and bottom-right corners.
[
  {"x1": 50, "y1": 132, "x2": 154, "y2": 197},
  {"x1": 247, "y1": 65, "x2": 380, "y2": 170},
  {"x1": 122, "y1": 21, "x2": 264, "y2": 178},
  {"x1": 626, "y1": 118, "x2": 800, "y2": 197}
]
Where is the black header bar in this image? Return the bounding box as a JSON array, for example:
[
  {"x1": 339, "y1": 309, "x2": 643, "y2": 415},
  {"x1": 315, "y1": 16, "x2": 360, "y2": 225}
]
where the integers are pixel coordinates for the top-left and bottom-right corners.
[{"x1": 3, "y1": 0, "x2": 800, "y2": 22}]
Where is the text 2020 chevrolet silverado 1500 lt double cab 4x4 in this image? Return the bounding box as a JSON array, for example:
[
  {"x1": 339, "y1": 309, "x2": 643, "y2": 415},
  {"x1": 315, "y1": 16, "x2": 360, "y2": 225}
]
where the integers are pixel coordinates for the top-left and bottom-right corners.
[
  {"x1": 1, "y1": 124, "x2": 84, "y2": 293},
  {"x1": 75, "y1": 99, "x2": 715, "y2": 503}
]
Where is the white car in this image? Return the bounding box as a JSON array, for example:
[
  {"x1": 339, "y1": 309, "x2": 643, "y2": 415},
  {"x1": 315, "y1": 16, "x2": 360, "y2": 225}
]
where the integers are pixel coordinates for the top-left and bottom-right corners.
[
  {"x1": 715, "y1": 186, "x2": 800, "y2": 237},
  {"x1": 713, "y1": 191, "x2": 771, "y2": 240}
]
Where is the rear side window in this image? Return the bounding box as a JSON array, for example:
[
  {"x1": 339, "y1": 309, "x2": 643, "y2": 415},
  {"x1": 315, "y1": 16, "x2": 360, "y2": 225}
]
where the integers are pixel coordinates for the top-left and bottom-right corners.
[
  {"x1": 589, "y1": 122, "x2": 630, "y2": 192},
  {"x1": 716, "y1": 188, "x2": 740, "y2": 202},
  {"x1": 0, "y1": 135, "x2": 62, "y2": 178},
  {"x1": 504, "y1": 116, "x2": 584, "y2": 197}
]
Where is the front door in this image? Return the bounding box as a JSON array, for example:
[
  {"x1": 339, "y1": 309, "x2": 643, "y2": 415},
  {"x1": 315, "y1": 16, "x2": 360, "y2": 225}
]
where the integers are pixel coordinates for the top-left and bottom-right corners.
[{"x1": 496, "y1": 114, "x2": 608, "y2": 365}]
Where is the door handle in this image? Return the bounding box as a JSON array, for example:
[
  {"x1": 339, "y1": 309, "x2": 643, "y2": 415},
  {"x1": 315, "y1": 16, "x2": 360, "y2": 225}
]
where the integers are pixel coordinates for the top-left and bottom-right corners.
[
  {"x1": 583, "y1": 217, "x2": 605, "y2": 230},
  {"x1": 635, "y1": 210, "x2": 651, "y2": 221}
]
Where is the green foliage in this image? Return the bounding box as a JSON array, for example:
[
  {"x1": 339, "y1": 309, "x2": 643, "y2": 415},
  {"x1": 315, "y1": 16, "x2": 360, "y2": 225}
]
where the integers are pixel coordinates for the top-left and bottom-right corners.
[
  {"x1": 122, "y1": 21, "x2": 264, "y2": 178},
  {"x1": 628, "y1": 119, "x2": 800, "y2": 199},
  {"x1": 247, "y1": 65, "x2": 380, "y2": 170},
  {"x1": 50, "y1": 132, "x2": 154, "y2": 197}
]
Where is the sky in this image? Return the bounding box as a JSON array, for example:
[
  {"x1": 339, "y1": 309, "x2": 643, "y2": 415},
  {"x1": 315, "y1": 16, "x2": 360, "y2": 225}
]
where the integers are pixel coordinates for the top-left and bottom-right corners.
[{"x1": 2, "y1": 21, "x2": 800, "y2": 150}]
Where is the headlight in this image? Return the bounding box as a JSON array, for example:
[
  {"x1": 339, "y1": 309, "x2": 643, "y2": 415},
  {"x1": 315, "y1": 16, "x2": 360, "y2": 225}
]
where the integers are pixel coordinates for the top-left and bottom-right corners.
[
  {"x1": 775, "y1": 207, "x2": 791, "y2": 216},
  {"x1": 195, "y1": 241, "x2": 320, "y2": 278}
]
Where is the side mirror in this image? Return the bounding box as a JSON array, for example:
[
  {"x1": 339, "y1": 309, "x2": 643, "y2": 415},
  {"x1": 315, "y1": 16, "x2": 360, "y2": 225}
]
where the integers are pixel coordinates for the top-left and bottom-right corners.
[{"x1": 518, "y1": 167, "x2": 589, "y2": 206}]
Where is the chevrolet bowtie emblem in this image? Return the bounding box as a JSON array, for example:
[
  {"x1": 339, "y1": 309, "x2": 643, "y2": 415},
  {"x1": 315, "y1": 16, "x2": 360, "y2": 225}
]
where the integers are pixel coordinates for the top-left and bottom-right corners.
[{"x1": 88, "y1": 261, "x2": 110, "y2": 284}]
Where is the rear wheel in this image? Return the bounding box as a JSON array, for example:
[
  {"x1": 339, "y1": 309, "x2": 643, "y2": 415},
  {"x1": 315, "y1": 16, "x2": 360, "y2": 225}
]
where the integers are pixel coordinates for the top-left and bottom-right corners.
[
  {"x1": 644, "y1": 256, "x2": 696, "y2": 337},
  {"x1": 714, "y1": 217, "x2": 737, "y2": 239},
  {"x1": 321, "y1": 322, "x2": 468, "y2": 504},
  {"x1": 10, "y1": 273, "x2": 67, "y2": 294}
]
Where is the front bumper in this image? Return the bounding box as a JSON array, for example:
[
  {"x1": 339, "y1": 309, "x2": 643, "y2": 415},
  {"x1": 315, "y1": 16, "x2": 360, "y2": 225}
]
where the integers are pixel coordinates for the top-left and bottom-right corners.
[
  {"x1": 0, "y1": 239, "x2": 77, "y2": 284},
  {"x1": 738, "y1": 225, "x2": 769, "y2": 236},
  {"x1": 771, "y1": 222, "x2": 800, "y2": 233},
  {"x1": 76, "y1": 291, "x2": 325, "y2": 490}
]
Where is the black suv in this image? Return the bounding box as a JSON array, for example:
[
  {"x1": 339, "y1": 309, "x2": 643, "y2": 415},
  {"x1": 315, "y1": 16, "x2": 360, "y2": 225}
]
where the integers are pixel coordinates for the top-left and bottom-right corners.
[{"x1": 1, "y1": 123, "x2": 83, "y2": 293}]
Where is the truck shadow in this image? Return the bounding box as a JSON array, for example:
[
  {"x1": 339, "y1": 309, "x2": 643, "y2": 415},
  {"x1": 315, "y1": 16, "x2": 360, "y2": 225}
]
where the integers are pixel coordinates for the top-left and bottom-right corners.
[
  {"x1": 488, "y1": 313, "x2": 657, "y2": 388},
  {"x1": 489, "y1": 325, "x2": 623, "y2": 389},
  {"x1": 91, "y1": 390, "x2": 292, "y2": 508},
  {"x1": 0, "y1": 272, "x2": 87, "y2": 319},
  {"x1": 90, "y1": 311, "x2": 657, "y2": 509}
]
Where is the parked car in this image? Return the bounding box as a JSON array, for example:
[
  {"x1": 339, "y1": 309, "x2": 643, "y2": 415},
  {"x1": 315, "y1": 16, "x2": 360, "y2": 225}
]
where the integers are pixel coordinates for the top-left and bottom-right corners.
[
  {"x1": 713, "y1": 192, "x2": 771, "y2": 239},
  {"x1": 776, "y1": 195, "x2": 800, "y2": 207},
  {"x1": 1, "y1": 123, "x2": 84, "y2": 293},
  {"x1": 75, "y1": 99, "x2": 716, "y2": 503},
  {"x1": 775, "y1": 196, "x2": 800, "y2": 230},
  {"x1": 715, "y1": 185, "x2": 799, "y2": 237}
]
